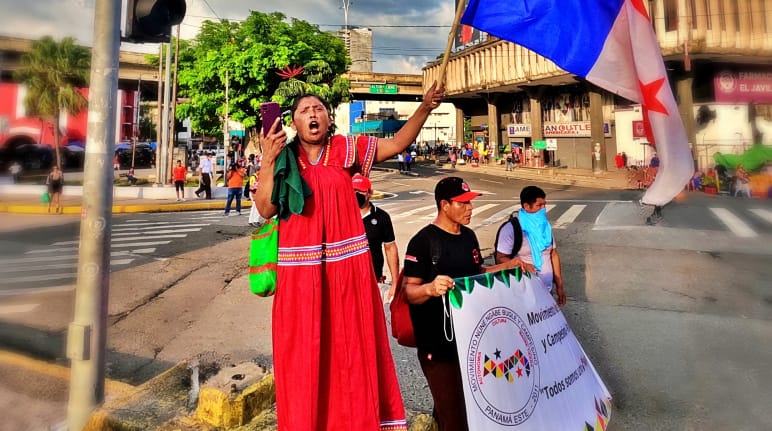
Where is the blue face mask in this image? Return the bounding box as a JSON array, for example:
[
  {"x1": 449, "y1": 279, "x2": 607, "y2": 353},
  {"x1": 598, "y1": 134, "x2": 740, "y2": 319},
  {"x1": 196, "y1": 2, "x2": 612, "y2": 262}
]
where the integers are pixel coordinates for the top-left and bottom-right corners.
[{"x1": 517, "y1": 207, "x2": 552, "y2": 272}]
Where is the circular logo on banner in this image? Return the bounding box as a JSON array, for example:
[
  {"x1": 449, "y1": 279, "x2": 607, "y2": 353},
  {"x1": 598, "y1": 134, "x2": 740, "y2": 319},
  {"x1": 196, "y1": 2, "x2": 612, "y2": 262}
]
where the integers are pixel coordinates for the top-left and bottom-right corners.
[
  {"x1": 717, "y1": 70, "x2": 736, "y2": 93},
  {"x1": 370, "y1": 218, "x2": 378, "y2": 225},
  {"x1": 467, "y1": 306, "x2": 540, "y2": 425}
]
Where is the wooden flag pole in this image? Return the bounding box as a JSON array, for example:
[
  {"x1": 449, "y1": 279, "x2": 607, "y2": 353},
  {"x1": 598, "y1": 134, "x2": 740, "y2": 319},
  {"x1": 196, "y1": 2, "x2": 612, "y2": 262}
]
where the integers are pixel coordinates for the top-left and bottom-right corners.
[{"x1": 438, "y1": 0, "x2": 468, "y2": 85}]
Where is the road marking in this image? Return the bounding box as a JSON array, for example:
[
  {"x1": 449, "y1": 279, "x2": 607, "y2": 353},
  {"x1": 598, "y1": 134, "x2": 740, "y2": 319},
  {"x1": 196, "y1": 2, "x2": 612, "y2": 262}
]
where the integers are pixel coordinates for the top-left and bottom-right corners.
[
  {"x1": 479, "y1": 179, "x2": 503, "y2": 184},
  {"x1": 0, "y1": 272, "x2": 77, "y2": 284},
  {"x1": 0, "y1": 258, "x2": 134, "y2": 274},
  {"x1": 111, "y1": 228, "x2": 203, "y2": 236},
  {"x1": 112, "y1": 223, "x2": 209, "y2": 232},
  {"x1": 111, "y1": 235, "x2": 187, "y2": 242},
  {"x1": 553, "y1": 205, "x2": 586, "y2": 229},
  {"x1": 478, "y1": 207, "x2": 514, "y2": 228},
  {"x1": 749, "y1": 209, "x2": 772, "y2": 225},
  {"x1": 471, "y1": 203, "x2": 498, "y2": 217},
  {"x1": 546, "y1": 204, "x2": 556, "y2": 212},
  {"x1": 710, "y1": 208, "x2": 757, "y2": 238},
  {"x1": 0, "y1": 303, "x2": 39, "y2": 315},
  {"x1": 2, "y1": 254, "x2": 78, "y2": 264},
  {"x1": 391, "y1": 205, "x2": 437, "y2": 221},
  {"x1": 109, "y1": 241, "x2": 172, "y2": 248},
  {"x1": 52, "y1": 234, "x2": 189, "y2": 246},
  {"x1": 111, "y1": 248, "x2": 156, "y2": 255}
]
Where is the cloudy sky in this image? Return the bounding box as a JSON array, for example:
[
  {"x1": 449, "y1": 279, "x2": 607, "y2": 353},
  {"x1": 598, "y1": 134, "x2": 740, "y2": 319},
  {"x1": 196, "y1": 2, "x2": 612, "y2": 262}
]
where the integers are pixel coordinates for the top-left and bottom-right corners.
[{"x1": 0, "y1": 0, "x2": 456, "y2": 74}]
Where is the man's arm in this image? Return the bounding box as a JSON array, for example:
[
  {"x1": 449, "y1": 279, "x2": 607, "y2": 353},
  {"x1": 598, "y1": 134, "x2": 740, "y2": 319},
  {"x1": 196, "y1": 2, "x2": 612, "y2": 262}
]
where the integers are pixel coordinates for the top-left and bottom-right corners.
[
  {"x1": 551, "y1": 248, "x2": 566, "y2": 306},
  {"x1": 383, "y1": 241, "x2": 400, "y2": 301},
  {"x1": 404, "y1": 275, "x2": 455, "y2": 305}
]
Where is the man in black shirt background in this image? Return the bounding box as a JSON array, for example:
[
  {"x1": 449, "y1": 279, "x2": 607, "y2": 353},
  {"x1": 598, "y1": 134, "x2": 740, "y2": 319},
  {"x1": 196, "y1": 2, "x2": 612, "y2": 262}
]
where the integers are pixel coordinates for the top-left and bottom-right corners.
[
  {"x1": 402, "y1": 176, "x2": 526, "y2": 431},
  {"x1": 353, "y1": 174, "x2": 400, "y2": 302}
]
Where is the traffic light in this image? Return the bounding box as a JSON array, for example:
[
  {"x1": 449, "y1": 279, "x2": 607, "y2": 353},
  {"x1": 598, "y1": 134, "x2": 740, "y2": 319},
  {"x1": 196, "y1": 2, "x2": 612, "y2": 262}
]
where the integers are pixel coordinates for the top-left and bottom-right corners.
[{"x1": 124, "y1": 0, "x2": 187, "y2": 43}]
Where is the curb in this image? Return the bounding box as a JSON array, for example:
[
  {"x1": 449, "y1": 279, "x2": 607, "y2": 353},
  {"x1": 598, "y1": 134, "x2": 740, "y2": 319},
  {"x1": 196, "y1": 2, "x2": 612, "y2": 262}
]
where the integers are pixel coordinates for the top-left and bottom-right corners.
[
  {"x1": 0, "y1": 349, "x2": 134, "y2": 395},
  {"x1": 0, "y1": 201, "x2": 227, "y2": 215}
]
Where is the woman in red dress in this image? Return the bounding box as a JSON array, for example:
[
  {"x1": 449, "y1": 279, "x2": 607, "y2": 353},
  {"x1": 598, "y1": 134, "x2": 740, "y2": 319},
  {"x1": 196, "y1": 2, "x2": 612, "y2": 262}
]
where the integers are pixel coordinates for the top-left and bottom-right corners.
[{"x1": 254, "y1": 82, "x2": 445, "y2": 431}]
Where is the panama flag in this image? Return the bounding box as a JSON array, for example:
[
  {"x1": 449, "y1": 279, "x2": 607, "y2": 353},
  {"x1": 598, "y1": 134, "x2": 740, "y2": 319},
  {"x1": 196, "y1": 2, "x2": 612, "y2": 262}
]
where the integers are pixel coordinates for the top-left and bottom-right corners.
[{"x1": 461, "y1": 0, "x2": 694, "y2": 206}]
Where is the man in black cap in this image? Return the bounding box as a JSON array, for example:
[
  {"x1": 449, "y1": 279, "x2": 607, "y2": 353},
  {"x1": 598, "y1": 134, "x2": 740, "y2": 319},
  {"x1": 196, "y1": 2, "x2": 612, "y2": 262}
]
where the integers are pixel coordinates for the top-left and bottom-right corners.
[{"x1": 401, "y1": 176, "x2": 526, "y2": 431}]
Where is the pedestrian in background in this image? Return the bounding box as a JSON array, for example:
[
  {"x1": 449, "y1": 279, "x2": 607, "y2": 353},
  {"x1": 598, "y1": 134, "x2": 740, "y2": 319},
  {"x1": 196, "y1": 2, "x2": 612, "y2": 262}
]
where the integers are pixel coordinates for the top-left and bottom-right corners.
[
  {"x1": 402, "y1": 176, "x2": 526, "y2": 431},
  {"x1": 505, "y1": 152, "x2": 513, "y2": 171},
  {"x1": 195, "y1": 152, "x2": 213, "y2": 199},
  {"x1": 9, "y1": 161, "x2": 22, "y2": 183},
  {"x1": 172, "y1": 159, "x2": 187, "y2": 202},
  {"x1": 46, "y1": 165, "x2": 64, "y2": 214},
  {"x1": 353, "y1": 173, "x2": 400, "y2": 302},
  {"x1": 223, "y1": 162, "x2": 245, "y2": 215},
  {"x1": 254, "y1": 81, "x2": 445, "y2": 430}
]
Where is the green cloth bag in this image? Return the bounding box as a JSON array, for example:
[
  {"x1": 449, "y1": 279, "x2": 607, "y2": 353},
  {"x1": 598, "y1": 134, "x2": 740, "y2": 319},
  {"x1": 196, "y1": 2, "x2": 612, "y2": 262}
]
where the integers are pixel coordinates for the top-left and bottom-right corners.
[
  {"x1": 41, "y1": 191, "x2": 50, "y2": 203},
  {"x1": 249, "y1": 218, "x2": 278, "y2": 297}
]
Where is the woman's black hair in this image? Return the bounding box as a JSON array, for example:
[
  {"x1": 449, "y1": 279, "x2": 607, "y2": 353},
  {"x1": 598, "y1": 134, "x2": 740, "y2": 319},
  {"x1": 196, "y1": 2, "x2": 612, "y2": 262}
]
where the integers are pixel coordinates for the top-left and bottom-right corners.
[{"x1": 290, "y1": 94, "x2": 330, "y2": 117}]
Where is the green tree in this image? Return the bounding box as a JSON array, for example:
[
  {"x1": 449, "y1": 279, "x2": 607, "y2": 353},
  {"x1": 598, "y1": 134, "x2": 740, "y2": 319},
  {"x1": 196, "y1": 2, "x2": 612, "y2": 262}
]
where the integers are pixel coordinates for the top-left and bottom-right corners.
[
  {"x1": 15, "y1": 36, "x2": 90, "y2": 168},
  {"x1": 173, "y1": 11, "x2": 350, "y2": 140}
]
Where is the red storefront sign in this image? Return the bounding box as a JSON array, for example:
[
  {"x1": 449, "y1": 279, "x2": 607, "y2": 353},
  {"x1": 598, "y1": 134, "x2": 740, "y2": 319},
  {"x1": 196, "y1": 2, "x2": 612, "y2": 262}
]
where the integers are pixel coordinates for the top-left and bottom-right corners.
[
  {"x1": 714, "y1": 70, "x2": 772, "y2": 103},
  {"x1": 632, "y1": 120, "x2": 647, "y2": 138}
]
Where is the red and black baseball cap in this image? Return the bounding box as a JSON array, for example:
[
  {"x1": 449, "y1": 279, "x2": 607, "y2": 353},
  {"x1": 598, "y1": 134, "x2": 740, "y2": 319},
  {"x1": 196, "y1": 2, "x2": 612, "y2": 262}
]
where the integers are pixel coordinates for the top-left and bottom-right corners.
[
  {"x1": 434, "y1": 176, "x2": 481, "y2": 203},
  {"x1": 352, "y1": 173, "x2": 372, "y2": 192}
]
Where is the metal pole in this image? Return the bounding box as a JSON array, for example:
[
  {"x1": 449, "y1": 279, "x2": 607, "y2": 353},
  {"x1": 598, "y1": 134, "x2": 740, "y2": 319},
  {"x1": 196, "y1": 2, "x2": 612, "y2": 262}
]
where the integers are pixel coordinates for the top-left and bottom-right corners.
[
  {"x1": 155, "y1": 44, "x2": 163, "y2": 183},
  {"x1": 222, "y1": 69, "x2": 229, "y2": 185},
  {"x1": 168, "y1": 25, "x2": 180, "y2": 173},
  {"x1": 160, "y1": 38, "x2": 172, "y2": 184},
  {"x1": 66, "y1": 0, "x2": 119, "y2": 428}
]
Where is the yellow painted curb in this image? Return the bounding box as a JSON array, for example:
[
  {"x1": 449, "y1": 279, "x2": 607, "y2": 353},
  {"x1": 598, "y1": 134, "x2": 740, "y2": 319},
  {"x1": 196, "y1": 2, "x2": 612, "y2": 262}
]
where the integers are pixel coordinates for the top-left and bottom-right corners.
[
  {"x1": 0, "y1": 202, "x2": 227, "y2": 214},
  {"x1": 195, "y1": 373, "x2": 275, "y2": 428},
  {"x1": 0, "y1": 350, "x2": 134, "y2": 395}
]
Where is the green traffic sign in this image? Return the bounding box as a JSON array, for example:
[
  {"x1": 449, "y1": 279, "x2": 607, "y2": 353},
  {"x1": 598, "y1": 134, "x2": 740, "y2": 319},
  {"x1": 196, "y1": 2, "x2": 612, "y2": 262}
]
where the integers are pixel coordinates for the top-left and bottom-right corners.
[
  {"x1": 533, "y1": 140, "x2": 547, "y2": 150},
  {"x1": 369, "y1": 84, "x2": 398, "y2": 94}
]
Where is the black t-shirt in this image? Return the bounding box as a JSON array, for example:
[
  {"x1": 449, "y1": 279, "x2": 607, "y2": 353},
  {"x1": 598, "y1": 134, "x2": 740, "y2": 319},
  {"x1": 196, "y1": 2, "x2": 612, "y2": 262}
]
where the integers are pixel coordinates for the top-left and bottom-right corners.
[
  {"x1": 362, "y1": 205, "x2": 396, "y2": 279},
  {"x1": 403, "y1": 224, "x2": 483, "y2": 359}
]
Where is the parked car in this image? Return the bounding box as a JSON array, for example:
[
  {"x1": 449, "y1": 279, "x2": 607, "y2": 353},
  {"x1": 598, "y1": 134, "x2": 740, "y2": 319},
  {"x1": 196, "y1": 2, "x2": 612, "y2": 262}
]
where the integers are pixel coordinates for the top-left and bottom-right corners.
[{"x1": 116, "y1": 143, "x2": 155, "y2": 169}]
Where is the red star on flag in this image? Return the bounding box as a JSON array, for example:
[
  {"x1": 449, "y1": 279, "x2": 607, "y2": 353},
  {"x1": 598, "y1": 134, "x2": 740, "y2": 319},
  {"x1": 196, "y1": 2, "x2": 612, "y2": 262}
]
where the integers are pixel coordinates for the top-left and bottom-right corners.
[
  {"x1": 516, "y1": 367, "x2": 523, "y2": 377},
  {"x1": 629, "y1": 0, "x2": 650, "y2": 19},
  {"x1": 638, "y1": 77, "x2": 669, "y2": 145}
]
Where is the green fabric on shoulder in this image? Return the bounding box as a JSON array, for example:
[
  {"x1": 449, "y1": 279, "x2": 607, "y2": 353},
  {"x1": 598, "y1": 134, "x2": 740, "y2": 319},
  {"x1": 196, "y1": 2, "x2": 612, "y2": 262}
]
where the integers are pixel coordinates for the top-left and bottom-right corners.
[{"x1": 270, "y1": 145, "x2": 312, "y2": 220}]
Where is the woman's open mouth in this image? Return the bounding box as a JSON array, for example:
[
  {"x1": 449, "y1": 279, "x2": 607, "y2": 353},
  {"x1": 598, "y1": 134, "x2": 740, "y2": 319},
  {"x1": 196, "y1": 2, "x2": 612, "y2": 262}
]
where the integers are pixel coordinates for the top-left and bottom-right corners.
[{"x1": 309, "y1": 121, "x2": 320, "y2": 133}]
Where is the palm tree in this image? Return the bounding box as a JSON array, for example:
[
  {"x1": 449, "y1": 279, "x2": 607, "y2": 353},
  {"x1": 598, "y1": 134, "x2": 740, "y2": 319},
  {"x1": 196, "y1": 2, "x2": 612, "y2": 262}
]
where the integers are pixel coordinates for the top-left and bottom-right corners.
[
  {"x1": 15, "y1": 36, "x2": 90, "y2": 168},
  {"x1": 273, "y1": 60, "x2": 351, "y2": 115}
]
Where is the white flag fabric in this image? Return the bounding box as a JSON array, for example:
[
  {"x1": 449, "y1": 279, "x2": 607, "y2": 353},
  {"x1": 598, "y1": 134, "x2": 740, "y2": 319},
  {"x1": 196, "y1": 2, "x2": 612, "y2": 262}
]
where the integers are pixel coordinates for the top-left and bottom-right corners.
[
  {"x1": 449, "y1": 270, "x2": 611, "y2": 430},
  {"x1": 461, "y1": 0, "x2": 694, "y2": 206}
]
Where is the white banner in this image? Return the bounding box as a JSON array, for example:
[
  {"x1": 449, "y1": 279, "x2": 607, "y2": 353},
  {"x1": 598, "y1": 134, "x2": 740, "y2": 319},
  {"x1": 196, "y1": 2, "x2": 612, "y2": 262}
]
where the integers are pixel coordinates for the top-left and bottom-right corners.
[{"x1": 449, "y1": 270, "x2": 611, "y2": 430}]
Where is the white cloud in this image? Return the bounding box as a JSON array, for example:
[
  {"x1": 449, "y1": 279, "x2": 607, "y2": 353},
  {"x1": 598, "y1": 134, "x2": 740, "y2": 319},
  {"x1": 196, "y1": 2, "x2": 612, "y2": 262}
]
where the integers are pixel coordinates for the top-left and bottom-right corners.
[{"x1": 0, "y1": 0, "x2": 454, "y2": 73}]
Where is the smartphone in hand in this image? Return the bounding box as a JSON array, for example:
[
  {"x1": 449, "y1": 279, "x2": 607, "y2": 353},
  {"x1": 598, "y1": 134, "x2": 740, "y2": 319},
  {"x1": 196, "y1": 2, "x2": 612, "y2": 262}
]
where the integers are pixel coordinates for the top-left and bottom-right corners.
[{"x1": 260, "y1": 102, "x2": 281, "y2": 136}]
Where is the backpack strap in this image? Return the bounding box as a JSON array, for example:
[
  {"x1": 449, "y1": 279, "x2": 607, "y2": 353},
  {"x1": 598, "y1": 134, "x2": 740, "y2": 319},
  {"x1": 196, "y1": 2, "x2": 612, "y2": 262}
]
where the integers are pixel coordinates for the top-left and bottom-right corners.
[{"x1": 494, "y1": 213, "x2": 523, "y2": 258}]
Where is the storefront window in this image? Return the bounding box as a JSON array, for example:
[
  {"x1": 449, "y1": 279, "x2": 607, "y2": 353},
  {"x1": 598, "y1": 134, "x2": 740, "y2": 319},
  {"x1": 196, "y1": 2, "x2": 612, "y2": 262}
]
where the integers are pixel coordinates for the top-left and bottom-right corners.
[{"x1": 542, "y1": 93, "x2": 590, "y2": 123}]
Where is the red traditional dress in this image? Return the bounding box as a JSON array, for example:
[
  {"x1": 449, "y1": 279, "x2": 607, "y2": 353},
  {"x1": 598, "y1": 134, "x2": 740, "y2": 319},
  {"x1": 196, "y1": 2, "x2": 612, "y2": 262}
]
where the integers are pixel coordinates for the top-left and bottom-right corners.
[{"x1": 273, "y1": 135, "x2": 407, "y2": 431}]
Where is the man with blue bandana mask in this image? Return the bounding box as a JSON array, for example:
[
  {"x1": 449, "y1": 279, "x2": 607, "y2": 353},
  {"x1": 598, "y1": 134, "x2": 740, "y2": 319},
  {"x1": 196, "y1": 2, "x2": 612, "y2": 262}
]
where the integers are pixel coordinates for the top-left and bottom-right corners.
[{"x1": 494, "y1": 185, "x2": 567, "y2": 306}]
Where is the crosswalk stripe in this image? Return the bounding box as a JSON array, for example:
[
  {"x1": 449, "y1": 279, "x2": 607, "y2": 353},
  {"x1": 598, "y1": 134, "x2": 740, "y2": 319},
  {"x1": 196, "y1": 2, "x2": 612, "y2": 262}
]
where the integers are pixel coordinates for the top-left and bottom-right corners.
[
  {"x1": 52, "y1": 234, "x2": 189, "y2": 246},
  {"x1": 709, "y1": 208, "x2": 757, "y2": 238},
  {"x1": 112, "y1": 223, "x2": 208, "y2": 232},
  {"x1": 2, "y1": 254, "x2": 78, "y2": 264},
  {"x1": 749, "y1": 209, "x2": 772, "y2": 224},
  {"x1": 478, "y1": 207, "x2": 514, "y2": 228},
  {"x1": 109, "y1": 241, "x2": 172, "y2": 248},
  {"x1": 0, "y1": 258, "x2": 134, "y2": 274},
  {"x1": 0, "y1": 272, "x2": 77, "y2": 284},
  {"x1": 114, "y1": 221, "x2": 186, "y2": 227},
  {"x1": 112, "y1": 228, "x2": 202, "y2": 236},
  {"x1": 110, "y1": 235, "x2": 187, "y2": 242},
  {"x1": 546, "y1": 204, "x2": 556, "y2": 213},
  {"x1": 553, "y1": 205, "x2": 586, "y2": 229},
  {"x1": 391, "y1": 205, "x2": 437, "y2": 221}
]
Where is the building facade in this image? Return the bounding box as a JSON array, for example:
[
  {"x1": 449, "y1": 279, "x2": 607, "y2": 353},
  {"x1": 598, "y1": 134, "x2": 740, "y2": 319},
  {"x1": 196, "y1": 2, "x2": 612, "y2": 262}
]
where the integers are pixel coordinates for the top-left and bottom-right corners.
[
  {"x1": 336, "y1": 27, "x2": 374, "y2": 73},
  {"x1": 424, "y1": 0, "x2": 772, "y2": 171}
]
